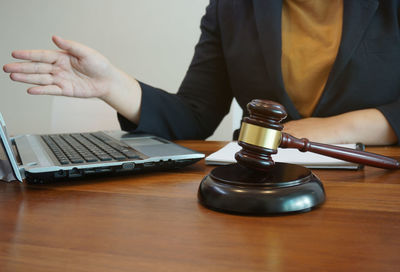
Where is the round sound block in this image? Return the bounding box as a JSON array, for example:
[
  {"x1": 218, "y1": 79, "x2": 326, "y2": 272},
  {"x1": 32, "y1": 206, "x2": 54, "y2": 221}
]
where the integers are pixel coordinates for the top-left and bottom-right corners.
[{"x1": 198, "y1": 162, "x2": 325, "y2": 215}]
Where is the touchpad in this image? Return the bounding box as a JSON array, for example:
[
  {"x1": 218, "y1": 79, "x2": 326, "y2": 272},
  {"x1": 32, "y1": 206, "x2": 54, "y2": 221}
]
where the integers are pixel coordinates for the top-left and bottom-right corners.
[
  {"x1": 122, "y1": 137, "x2": 165, "y2": 147},
  {"x1": 122, "y1": 137, "x2": 191, "y2": 157}
]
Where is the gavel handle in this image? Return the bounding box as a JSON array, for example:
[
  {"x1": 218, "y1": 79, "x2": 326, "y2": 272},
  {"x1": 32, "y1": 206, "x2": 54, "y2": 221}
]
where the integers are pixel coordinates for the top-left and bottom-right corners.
[{"x1": 280, "y1": 133, "x2": 400, "y2": 169}]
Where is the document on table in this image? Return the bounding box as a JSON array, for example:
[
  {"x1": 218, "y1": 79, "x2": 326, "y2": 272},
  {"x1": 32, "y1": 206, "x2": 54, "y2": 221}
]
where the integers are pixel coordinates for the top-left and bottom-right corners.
[{"x1": 205, "y1": 142, "x2": 363, "y2": 169}]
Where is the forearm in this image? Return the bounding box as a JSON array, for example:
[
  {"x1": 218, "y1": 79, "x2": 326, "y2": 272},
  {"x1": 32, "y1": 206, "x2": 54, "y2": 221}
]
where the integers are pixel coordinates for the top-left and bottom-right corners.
[
  {"x1": 335, "y1": 109, "x2": 397, "y2": 145},
  {"x1": 100, "y1": 67, "x2": 142, "y2": 125},
  {"x1": 283, "y1": 108, "x2": 398, "y2": 145}
]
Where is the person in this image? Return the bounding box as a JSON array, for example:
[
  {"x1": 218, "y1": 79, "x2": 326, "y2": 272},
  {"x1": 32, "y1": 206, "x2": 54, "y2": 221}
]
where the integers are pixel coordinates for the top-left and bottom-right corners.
[{"x1": 3, "y1": 0, "x2": 399, "y2": 145}]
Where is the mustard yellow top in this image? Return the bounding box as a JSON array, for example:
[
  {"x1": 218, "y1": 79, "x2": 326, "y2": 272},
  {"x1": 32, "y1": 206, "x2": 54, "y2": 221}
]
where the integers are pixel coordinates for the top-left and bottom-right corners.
[{"x1": 281, "y1": 0, "x2": 343, "y2": 117}]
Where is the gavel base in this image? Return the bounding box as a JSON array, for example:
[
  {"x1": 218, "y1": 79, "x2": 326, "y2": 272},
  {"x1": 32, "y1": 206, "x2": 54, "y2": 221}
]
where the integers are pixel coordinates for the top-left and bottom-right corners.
[{"x1": 198, "y1": 163, "x2": 325, "y2": 215}]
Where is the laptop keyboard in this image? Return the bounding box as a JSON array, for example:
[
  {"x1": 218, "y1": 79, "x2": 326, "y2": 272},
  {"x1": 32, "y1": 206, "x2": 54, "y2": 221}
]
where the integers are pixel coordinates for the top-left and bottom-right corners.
[{"x1": 41, "y1": 132, "x2": 141, "y2": 165}]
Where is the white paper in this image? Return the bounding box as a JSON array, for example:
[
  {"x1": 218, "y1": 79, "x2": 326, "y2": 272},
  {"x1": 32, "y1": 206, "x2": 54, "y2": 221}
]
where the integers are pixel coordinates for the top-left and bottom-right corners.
[{"x1": 206, "y1": 142, "x2": 361, "y2": 169}]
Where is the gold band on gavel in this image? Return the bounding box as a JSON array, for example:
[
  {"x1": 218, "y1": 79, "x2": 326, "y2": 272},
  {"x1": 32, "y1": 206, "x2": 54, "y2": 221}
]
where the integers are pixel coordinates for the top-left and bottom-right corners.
[{"x1": 238, "y1": 122, "x2": 282, "y2": 150}]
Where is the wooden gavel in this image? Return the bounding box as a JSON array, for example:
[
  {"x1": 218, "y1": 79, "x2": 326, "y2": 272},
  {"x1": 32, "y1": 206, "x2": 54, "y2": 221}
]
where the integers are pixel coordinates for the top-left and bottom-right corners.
[{"x1": 235, "y1": 99, "x2": 400, "y2": 171}]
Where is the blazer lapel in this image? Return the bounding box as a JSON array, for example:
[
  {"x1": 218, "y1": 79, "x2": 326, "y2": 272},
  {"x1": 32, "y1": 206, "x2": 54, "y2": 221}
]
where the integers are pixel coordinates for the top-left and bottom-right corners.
[
  {"x1": 314, "y1": 0, "x2": 379, "y2": 115},
  {"x1": 252, "y1": 0, "x2": 301, "y2": 119}
]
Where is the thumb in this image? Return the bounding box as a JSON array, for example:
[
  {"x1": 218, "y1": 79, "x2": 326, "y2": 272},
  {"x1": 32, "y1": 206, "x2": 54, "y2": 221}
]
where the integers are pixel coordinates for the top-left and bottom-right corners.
[{"x1": 52, "y1": 35, "x2": 92, "y2": 59}]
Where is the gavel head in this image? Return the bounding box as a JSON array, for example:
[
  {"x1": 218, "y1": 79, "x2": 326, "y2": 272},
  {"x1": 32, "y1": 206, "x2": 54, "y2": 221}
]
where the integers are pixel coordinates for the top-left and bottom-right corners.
[{"x1": 235, "y1": 99, "x2": 287, "y2": 171}]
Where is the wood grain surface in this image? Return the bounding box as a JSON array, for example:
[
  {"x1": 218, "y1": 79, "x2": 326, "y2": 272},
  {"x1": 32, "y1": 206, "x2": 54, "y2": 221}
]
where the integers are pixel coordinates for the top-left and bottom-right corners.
[{"x1": 1, "y1": 141, "x2": 399, "y2": 272}]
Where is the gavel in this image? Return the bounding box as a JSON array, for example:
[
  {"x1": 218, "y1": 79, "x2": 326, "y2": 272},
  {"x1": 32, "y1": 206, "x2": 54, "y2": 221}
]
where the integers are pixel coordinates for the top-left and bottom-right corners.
[
  {"x1": 198, "y1": 99, "x2": 399, "y2": 215},
  {"x1": 235, "y1": 99, "x2": 400, "y2": 171}
]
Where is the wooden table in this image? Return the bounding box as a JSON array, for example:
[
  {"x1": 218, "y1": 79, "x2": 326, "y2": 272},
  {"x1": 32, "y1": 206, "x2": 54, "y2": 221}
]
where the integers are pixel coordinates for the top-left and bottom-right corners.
[{"x1": 1, "y1": 141, "x2": 400, "y2": 272}]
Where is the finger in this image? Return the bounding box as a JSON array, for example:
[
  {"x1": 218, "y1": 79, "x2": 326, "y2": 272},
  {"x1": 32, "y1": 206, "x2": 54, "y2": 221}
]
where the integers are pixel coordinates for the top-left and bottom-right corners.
[
  {"x1": 3, "y1": 62, "x2": 53, "y2": 74},
  {"x1": 52, "y1": 35, "x2": 92, "y2": 59},
  {"x1": 27, "y1": 85, "x2": 63, "y2": 96},
  {"x1": 10, "y1": 73, "x2": 53, "y2": 85},
  {"x1": 11, "y1": 50, "x2": 61, "y2": 64}
]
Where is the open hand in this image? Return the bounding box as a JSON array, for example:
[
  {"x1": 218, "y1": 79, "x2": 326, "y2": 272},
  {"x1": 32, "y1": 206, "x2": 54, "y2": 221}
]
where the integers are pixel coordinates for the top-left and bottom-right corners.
[{"x1": 3, "y1": 36, "x2": 118, "y2": 99}]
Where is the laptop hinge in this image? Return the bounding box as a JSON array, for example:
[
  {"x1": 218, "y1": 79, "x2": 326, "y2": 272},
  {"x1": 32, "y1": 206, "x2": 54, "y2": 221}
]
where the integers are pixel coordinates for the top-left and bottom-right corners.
[{"x1": 18, "y1": 166, "x2": 26, "y2": 179}]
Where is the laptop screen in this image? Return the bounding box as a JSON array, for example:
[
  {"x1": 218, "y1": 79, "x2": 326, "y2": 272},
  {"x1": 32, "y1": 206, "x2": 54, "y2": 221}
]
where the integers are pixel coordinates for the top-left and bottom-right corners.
[{"x1": 0, "y1": 113, "x2": 22, "y2": 182}]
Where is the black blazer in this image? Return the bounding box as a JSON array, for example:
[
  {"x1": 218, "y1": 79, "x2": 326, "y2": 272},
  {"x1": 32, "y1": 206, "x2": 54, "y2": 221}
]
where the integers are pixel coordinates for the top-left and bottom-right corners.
[{"x1": 119, "y1": 0, "x2": 400, "y2": 143}]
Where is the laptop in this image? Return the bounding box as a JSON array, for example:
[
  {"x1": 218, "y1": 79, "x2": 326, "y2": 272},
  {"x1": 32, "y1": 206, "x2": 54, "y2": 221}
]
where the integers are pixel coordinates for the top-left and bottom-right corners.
[{"x1": 0, "y1": 112, "x2": 204, "y2": 184}]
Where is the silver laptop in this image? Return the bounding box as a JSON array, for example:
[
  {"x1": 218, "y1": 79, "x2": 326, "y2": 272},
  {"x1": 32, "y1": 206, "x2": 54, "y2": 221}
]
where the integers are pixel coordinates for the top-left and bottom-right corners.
[{"x1": 0, "y1": 113, "x2": 204, "y2": 184}]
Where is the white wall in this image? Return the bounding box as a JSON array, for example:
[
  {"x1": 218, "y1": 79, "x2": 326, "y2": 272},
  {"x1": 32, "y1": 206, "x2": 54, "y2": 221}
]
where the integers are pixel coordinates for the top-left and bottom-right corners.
[{"x1": 0, "y1": 0, "x2": 242, "y2": 140}]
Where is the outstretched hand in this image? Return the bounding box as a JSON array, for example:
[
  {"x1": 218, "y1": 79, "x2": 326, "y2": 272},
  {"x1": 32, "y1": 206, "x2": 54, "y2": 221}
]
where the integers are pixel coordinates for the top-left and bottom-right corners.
[
  {"x1": 3, "y1": 36, "x2": 143, "y2": 124},
  {"x1": 3, "y1": 36, "x2": 117, "y2": 99}
]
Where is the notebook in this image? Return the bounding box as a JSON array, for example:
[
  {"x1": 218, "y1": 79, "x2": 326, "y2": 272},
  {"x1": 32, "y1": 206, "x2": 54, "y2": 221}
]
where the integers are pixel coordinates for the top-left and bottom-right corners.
[
  {"x1": 206, "y1": 141, "x2": 364, "y2": 170},
  {"x1": 0, "y1": 113, "x2": 204, "y2": 183}
]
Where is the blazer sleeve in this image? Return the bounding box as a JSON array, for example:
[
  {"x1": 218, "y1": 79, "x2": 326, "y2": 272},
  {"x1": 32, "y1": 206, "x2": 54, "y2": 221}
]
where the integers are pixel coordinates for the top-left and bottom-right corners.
[
  {"x1": 118, "y1": 0, "x2": 233, "y2": 140},
  {"x1": 378, "y1": 6, "x2": 400, "y2": 144}
]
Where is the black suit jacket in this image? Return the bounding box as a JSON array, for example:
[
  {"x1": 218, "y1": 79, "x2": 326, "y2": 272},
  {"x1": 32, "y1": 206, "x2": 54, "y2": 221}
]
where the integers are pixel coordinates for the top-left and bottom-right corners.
[{"x1": 119, "y1": 0, "x2": 400, "y2": 143}]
